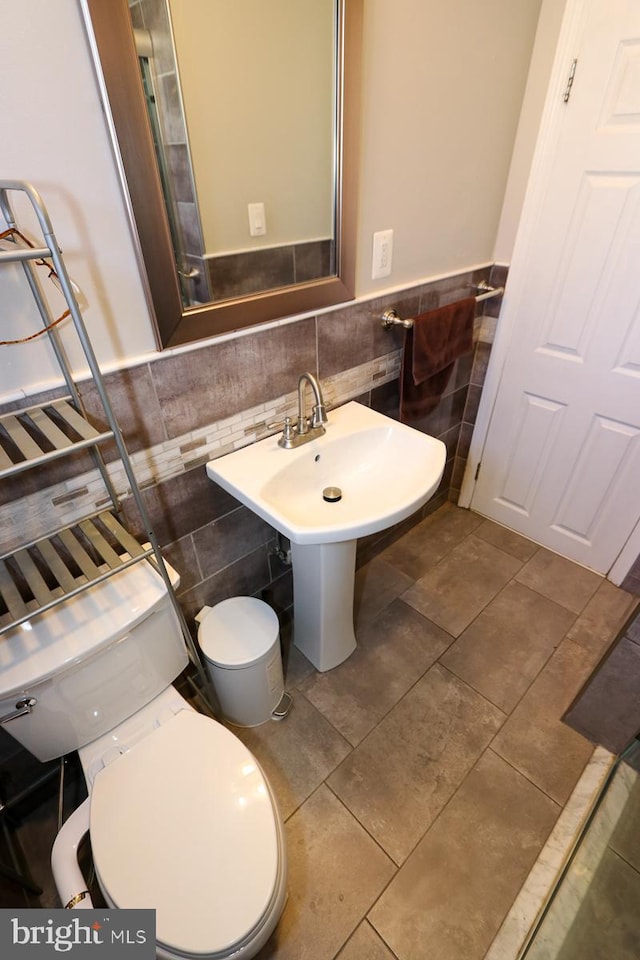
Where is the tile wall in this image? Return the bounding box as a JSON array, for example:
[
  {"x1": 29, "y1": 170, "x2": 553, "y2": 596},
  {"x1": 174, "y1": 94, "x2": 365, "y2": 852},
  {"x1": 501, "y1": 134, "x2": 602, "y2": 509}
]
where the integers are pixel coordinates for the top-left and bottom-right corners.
[
  {"x1": 0, "y1": 265, "x2": 501, "y2": 632},
  {"x1": 207, "y1": 239, "x2": 334, "y2": 301}
]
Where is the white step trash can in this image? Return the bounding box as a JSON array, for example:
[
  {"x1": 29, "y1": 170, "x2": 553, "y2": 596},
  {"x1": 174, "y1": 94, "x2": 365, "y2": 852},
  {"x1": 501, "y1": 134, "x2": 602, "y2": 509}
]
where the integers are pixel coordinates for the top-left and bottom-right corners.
[{"x1": 196, "y1": 597, "x2": 286, "y2": 726}]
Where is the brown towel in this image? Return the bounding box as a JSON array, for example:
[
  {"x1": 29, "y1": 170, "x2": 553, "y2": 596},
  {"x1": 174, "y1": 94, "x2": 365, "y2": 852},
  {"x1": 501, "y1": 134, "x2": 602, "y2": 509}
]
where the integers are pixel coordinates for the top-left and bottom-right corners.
[{"x1": 399, "y1": 297, "x2": 476, "y2": 422}]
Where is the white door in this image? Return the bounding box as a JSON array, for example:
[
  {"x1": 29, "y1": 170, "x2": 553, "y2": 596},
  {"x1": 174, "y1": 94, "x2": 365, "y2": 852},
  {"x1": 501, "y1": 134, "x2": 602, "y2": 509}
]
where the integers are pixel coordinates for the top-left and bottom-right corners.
[{"x1": 471, "y1": 0, "x2": 640, "y2": 574}]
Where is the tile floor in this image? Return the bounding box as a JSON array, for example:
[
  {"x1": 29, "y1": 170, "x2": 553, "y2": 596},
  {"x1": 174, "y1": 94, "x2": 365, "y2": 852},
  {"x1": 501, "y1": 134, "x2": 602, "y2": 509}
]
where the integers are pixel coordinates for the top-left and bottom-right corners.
[
  {"x1": 236, "y1": 503, "x2": 637, "y2": 960},
  {"x1": 0, "y1": 503, "x2": 637, "y2": 959}
]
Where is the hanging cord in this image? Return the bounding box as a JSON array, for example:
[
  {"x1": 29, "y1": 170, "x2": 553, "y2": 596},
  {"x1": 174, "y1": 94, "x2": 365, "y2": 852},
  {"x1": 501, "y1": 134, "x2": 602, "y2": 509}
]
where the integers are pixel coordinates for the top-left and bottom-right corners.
[{"x1": 0, "y1": 227, "x2": 71, "y2": 345}]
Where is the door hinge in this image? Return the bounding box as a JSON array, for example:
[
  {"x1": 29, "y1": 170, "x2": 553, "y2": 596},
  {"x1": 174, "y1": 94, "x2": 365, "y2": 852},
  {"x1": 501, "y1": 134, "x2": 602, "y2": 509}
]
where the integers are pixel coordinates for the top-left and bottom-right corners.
[
  {"x1": 474, "y1": 461, "x2": 482, "y2": 481},
  {"x1": 563, "y1": 58, "x2": 578, "y2": 103}
]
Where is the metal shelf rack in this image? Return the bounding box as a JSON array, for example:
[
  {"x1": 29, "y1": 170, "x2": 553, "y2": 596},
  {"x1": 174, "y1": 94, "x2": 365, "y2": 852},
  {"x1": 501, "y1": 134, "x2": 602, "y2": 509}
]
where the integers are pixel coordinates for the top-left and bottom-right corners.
[
  {"x1": 0, "y1": 397, "x2": 113, "y2": 480},
  {"x1": 0, "y1": 180, "x2": 210, "y2": 692}
]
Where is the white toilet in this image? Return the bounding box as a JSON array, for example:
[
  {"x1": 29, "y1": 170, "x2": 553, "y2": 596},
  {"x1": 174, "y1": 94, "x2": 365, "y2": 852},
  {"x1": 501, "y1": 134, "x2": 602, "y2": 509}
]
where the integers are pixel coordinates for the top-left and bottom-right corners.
[{"x1": 0, "y1": 559, "x2": 287, "y2": 959}]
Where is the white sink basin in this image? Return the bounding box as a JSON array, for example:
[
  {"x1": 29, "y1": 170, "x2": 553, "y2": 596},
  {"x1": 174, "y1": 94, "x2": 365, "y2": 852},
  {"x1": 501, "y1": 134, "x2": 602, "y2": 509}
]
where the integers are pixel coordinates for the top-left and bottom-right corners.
[
  {"x1": 206, "y1": 401, "x2": 446, "y2": 545},
  {"x1": 206, "y1": 400, "x2": 446, "y2": 672}
]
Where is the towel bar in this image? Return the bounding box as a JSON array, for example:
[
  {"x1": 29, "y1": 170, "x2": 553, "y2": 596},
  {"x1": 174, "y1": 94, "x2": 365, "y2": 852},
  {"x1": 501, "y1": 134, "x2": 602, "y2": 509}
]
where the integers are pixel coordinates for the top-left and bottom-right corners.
[{"x1": 381, "y1": 281, "x2": 504, "y2": 329}]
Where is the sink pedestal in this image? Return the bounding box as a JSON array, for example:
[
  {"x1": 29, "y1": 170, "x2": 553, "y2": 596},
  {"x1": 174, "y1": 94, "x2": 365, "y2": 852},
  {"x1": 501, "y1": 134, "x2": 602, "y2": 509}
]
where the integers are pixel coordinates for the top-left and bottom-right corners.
[
  {"x1": 207, "y1": 402, "x2": 447, "y2": 673},
  {"x1": 291, "y1": 540, "x2": 357, "y2": 672}
]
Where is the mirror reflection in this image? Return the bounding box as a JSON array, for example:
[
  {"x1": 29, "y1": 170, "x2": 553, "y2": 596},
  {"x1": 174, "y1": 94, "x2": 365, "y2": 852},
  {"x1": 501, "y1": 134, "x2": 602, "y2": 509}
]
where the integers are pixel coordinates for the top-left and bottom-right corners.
[{"x1": 129, "y1": 0, "x2": 338, "y2": 308}]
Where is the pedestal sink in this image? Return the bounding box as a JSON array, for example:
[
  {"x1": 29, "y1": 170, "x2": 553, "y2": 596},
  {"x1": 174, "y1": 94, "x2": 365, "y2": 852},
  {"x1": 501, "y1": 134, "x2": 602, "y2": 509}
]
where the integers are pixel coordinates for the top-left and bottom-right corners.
[{"x1": 206, "y1": 402, "x2": 446, "y2": 671}]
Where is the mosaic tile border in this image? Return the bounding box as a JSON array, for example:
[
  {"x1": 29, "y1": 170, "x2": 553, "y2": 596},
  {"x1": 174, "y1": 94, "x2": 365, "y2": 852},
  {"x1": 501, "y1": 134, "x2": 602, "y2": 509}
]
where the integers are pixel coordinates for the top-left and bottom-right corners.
[{"x1": 0, "y1": 352, "x2": 401, "y2": 552}]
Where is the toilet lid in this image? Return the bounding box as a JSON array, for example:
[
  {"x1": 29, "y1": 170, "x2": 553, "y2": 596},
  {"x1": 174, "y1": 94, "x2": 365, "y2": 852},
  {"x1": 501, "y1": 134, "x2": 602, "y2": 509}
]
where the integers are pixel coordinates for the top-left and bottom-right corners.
[{"x1": 89, "y1": 710, "x2": 280, "y2": 956}]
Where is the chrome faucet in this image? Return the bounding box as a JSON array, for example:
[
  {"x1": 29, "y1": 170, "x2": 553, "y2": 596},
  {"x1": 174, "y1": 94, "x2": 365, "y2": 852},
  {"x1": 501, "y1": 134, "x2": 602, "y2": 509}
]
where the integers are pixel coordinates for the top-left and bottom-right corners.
[
  {"x1": 297, "y1": 372, "x2": 327, "y2": 436},
  {"x1": 271, "y1": 372, "x2": 328, "y2": 448}
]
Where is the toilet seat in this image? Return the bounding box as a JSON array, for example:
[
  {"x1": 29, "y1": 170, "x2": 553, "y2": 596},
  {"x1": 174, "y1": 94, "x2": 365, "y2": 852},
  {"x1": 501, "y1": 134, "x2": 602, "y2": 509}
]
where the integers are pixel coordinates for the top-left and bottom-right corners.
[{"x1": 89, "y1": 710, "x2": 282, "y2": 957}]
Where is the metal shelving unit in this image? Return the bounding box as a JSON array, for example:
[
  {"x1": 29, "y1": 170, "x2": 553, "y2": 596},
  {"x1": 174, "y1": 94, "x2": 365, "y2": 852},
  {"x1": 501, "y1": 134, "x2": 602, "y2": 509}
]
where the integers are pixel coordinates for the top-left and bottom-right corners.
[
  {"x1": 0, "y1": 397, "x2": 113, "y2": 479},
  {"x1": 0, "y1": 180, "x2": 210, "y2": 692}
]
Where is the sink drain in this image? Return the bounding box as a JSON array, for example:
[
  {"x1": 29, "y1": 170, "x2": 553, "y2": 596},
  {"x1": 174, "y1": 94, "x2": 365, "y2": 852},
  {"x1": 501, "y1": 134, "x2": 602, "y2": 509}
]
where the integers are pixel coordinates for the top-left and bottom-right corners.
[{"x1": 323, "y1": 486, "x2": 342, "y2": 502}]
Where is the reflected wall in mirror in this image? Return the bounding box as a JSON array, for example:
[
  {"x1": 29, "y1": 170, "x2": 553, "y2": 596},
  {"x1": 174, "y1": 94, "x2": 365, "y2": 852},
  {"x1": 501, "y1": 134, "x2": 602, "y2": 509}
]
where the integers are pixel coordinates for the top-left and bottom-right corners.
[{"x1": 82, "y1": 0, "x2": 362, "y2": 348}]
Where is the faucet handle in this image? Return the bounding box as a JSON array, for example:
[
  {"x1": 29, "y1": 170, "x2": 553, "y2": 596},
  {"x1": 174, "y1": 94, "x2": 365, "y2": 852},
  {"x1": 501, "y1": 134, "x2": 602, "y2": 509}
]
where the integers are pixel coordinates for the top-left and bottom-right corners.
[
  {"x1": 281, "y1": 416, "x2": 295, "y2": 440},
  {"x1": 267, "y1": 416, "x2": 296, "y2": 447}
]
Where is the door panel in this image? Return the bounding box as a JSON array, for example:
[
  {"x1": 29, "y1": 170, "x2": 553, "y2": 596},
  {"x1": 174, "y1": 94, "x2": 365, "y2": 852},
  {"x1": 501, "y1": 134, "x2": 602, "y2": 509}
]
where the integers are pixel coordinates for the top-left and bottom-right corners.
[{"x1": 472, "y1": 0, "x2": 640, "y2": 572}]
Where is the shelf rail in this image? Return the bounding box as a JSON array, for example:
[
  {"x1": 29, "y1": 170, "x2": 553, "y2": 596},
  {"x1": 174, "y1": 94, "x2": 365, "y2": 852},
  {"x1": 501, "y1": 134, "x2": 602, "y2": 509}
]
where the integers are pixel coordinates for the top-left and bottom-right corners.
[
  {"x1": 0, "y1": 512, "x2": 153, "y2": 634},
  {"x1": 0, "y1": 397, "x2": 113, "y2": 480}
]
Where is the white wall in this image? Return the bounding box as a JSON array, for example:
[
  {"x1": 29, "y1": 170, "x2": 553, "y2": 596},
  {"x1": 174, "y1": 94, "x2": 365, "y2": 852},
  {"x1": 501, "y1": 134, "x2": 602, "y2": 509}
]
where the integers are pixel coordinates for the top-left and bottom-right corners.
[
  {"x1": 493, "y1": 0, "x2": 569, "y2": 262},
  {"x1": 0, "y1": 0, "x2": 157, "y2": 401},
  {"x1": 0, "y1": 0, "x2": 553, "y2": 402},
  {"x1": 355, "y1": 0, "x2": 543, "y2": 296}
]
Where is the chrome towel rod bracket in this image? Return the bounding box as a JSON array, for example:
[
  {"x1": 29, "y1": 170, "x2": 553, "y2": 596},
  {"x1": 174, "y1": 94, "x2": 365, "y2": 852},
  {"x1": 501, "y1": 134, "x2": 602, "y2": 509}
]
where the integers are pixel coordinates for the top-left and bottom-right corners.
[{"x1": 381, "y1": 281, "x2": 504, "y2": 329}]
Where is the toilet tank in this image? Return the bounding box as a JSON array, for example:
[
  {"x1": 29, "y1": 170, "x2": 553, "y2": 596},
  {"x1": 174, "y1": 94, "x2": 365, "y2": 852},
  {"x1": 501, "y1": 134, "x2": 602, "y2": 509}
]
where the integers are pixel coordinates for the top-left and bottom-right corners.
[{"x1": 0, "y1": 560, "x2": 189, "y2": 761}]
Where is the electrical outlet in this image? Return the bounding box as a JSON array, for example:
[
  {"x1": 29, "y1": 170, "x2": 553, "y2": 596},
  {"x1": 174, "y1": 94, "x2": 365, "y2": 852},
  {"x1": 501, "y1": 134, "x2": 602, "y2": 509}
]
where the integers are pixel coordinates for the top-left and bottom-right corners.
[
  {"x1": 248, "y1": 202, "x2": 266, "y2": 237},
  {"x1": 372, "y1": 229, "x2": 393, "y2": 280}
]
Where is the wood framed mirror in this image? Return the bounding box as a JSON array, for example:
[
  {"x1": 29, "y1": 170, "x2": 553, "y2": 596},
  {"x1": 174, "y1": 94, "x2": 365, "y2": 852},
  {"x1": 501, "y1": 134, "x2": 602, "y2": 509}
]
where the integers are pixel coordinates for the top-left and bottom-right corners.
[{"x1": 81, "y1": 0, "x2": 362, "y2": 348}]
